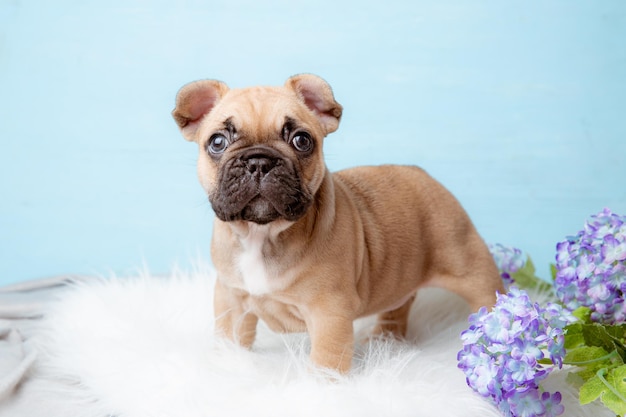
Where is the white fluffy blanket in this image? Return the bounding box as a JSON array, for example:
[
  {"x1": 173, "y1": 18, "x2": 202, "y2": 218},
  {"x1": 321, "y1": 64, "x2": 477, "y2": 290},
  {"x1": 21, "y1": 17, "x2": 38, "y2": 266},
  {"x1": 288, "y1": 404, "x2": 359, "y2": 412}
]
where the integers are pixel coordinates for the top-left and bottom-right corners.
[{"x1": 30, "y1": 268, "x2": 610, "y2": 417}]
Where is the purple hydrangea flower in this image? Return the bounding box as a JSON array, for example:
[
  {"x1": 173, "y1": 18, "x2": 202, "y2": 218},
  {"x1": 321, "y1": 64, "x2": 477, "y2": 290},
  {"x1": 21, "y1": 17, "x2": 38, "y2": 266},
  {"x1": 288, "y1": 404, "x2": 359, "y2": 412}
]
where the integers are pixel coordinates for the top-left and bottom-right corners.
[
  {"x1": 554, "y1": 208, "x2": 626, "y2": 324},
  {"x1": 509, "y1": 389, "x2": 545, "y2": 417},
  {"x1": 458, "y1": 287, "x2": 573, "y2": 417},
  {"x1": 489, "y1": 243, "x2": 526, "y2": 288},
  {"x1": 541, "y1": 392, "x2": 565, "y2": 417}
]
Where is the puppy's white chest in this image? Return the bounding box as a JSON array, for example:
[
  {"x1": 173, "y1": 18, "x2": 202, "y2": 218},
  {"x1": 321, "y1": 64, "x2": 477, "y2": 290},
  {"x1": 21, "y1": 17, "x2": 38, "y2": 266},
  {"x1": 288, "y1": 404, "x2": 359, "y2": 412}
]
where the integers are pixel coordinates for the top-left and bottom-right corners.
[
  {"x1": 236, "y1": 225, "x2": 274, "y2": 295},
  {"x1": 238, "y1": 243, "x2": 270, "y2": 295}
]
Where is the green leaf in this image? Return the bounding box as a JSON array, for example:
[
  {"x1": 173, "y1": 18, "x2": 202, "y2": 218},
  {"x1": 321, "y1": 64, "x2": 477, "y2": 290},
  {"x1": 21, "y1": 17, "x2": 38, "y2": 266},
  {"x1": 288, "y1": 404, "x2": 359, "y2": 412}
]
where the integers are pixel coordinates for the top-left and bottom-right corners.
[
  {"x1": 605, "y1": 325, "x2": 626, "y2": 362},
  {"x1": 582, "y1": 324, "x2": 622, "y2": 353},
  {"x1": 602, "y1": 392, "x2": 626, "y2": 416},
  {"x1": 564, "y1": 323, "x2": 585, "y2": 349},
  {"x1": 511, "y1": 256, "x2": 553, "y2": 294},
  {"x1": 576, "y1": 367, "x2": 601, "y2": 382},
  {"x1": 572, "y1": 306, "x2": 592, "y2": 324},
  {"x1": 599, "y1": 366, "x2": 626, "y2": 415},
  {"x1": 549, "y1": 263, "x2": 557, "y2": 282},
  {"x1": 580, "y1": 374, "x2": 606, "y2": 404},
  {"x1": 576, "y1": 323, "x2": 626, "y2": 366},
  {"x1": 565, "y1": 346, "x2": 610, "y2": 365}
]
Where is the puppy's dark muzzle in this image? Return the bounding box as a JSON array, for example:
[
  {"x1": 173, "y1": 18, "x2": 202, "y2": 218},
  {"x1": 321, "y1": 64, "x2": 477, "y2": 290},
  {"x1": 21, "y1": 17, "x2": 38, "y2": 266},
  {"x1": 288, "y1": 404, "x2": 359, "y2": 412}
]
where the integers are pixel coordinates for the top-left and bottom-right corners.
[{"x1": 210, "y1": 146, "x2": 312, "y2": 224}]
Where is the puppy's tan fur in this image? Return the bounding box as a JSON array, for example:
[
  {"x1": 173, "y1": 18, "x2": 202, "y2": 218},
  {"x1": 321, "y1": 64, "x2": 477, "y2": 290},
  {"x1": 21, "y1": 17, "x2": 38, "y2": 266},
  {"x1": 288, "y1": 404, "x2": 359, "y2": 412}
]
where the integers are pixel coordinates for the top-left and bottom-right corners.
[{"x1": 173, "y1": 74, "x2": 504, "y2": 373}]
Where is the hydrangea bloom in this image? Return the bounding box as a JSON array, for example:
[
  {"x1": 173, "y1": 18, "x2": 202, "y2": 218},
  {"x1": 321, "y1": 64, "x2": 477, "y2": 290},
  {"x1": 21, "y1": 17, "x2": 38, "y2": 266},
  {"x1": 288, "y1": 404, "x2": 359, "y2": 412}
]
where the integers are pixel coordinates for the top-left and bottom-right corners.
[
  {"x1": 489, "y1": 243, "x2": 525, "y2": 288},
  {"x1": 554, "y1": 208, "x2": 626, "y2": 324},
  {"x1": 458, "y1": 287, "x2": 574, "y2": 417}
]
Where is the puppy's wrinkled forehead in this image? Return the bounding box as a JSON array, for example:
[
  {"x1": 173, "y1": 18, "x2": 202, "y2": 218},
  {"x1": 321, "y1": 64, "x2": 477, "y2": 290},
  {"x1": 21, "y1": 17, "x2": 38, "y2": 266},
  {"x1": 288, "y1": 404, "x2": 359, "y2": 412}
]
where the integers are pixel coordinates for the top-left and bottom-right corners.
[{"x1": 204, "y1": 87, "x2": 323, "y2": 142}]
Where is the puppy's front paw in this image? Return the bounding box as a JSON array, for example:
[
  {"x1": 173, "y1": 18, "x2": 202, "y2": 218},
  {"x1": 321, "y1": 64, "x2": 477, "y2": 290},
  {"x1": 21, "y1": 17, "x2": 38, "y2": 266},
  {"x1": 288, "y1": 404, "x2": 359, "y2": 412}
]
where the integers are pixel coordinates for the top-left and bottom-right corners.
[{"x1": 307, "y1": 314, "x2": 355, "y2": 374}]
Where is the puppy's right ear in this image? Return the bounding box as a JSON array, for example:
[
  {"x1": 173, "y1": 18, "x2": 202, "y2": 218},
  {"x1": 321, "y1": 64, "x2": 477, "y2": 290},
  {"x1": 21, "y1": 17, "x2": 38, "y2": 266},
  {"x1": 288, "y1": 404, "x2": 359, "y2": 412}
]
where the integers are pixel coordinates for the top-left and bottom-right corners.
[
  {"x1": 285, "y1": 74, "x2": 342, "y2": 135},
  {"x1": 172, "y1": 80, "x2": 229, "y2": 141}
]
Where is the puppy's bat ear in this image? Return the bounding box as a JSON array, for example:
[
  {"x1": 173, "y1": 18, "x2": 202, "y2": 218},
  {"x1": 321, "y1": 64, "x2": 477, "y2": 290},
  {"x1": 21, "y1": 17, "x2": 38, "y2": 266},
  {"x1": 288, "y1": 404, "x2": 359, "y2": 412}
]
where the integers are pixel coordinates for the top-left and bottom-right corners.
[
  {"x1": 285, "y1": 74, "x2": 343, "y2": 134},
  {"x1": 172, "y1": 80, "x2": 230, "y2": 141}
]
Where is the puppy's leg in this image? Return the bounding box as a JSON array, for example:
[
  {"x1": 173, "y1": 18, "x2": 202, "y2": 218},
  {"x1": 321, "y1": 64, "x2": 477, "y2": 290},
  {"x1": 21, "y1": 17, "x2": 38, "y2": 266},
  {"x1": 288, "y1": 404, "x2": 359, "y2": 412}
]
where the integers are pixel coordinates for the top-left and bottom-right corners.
[
  {"x1": 372, "y1": 293, "x2": 416, "y2": 339},
  {"x1": 462, "y1": 254, "x2": 505, "y2": 311},
  {"x1": 434, "y1": 247, "x2": 505, "y2": 312},
  {"x1": 306, "y1": 311, "x2": 355, "y2": 374},
  {"x1": 214, "y1": 280, "x2": 259, "y2": 348}
]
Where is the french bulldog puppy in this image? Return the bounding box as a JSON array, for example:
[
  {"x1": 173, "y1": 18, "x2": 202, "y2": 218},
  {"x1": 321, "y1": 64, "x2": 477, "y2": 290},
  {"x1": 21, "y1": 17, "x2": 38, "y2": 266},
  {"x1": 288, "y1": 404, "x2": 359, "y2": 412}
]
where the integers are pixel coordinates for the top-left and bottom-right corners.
[{"x1": 172, "y1": 74, "x2": 504, "y2": 373}]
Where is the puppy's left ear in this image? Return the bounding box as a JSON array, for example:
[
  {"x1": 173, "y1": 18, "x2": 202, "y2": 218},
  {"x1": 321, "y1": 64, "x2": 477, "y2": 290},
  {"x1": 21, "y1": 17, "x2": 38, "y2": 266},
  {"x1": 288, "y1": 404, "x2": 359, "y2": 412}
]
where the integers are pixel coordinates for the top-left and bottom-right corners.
[
  {"x1": 286, "y1": 74, "x2": 343, "y2": 134},
  {"x1": 172, "y1": 80, "x2": 230, "y2": 141}
]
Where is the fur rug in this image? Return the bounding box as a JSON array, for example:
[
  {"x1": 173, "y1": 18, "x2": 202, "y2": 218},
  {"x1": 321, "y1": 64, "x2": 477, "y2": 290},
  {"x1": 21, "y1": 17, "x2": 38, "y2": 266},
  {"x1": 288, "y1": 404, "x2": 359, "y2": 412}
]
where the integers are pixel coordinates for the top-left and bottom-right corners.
[{"x1": 31, "y1": 267, "x2": 610, "y2": 417}]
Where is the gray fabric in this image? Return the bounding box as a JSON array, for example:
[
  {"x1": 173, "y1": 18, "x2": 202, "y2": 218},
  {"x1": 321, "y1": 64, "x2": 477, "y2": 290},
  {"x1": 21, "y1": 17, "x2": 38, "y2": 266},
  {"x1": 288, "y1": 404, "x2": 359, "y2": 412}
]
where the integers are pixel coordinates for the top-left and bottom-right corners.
[
  {"x1": 0, "y1": 322, "x2": 37, "y2": 402},
  {"x1": 0, "y1": 276, "x2": 91, "y2": 416}
]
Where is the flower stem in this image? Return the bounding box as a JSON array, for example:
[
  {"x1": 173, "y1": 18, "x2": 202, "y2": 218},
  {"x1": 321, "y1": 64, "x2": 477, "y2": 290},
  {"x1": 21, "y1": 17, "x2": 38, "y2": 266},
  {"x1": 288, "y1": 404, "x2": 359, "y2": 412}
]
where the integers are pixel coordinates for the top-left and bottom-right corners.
[{"x1": 596, "y1": 368, "x2": 626, "y2": 403}]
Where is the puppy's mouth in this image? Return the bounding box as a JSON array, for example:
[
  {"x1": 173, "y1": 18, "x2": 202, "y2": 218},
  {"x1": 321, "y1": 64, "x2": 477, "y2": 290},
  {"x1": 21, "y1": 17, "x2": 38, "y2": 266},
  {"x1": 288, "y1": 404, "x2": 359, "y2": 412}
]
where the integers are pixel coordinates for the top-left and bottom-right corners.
[{"x1": 210, "y1": 146, "x2": 312, "y2": 225}]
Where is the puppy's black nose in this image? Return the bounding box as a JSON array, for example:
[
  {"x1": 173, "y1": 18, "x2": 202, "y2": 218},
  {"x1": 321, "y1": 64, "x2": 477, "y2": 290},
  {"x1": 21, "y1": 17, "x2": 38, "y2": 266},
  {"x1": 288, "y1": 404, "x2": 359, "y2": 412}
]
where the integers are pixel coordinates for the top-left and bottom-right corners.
[
  {"x1": 239, "y1": 146, "x2": 283, "y2": 177},
  {"x1": 245, "y1": 155, "x2": 276, "y2": 176}
]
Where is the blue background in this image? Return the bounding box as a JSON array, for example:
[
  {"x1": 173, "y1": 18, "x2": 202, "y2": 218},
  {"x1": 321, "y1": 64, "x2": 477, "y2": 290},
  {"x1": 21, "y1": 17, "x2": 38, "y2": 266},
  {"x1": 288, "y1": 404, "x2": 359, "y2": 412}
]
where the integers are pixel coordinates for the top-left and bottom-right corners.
[{"x1": 1, "y1": 0, "x2": 625, "y2": 286}]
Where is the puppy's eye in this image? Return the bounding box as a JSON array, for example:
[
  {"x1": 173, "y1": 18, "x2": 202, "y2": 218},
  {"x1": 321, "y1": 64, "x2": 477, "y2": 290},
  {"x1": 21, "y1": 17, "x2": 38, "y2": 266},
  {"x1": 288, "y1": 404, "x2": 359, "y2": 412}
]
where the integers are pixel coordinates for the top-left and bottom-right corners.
[
  {"x1": 291, "y1": 132, "x2": 313, "y2": 153},
  {"x1": 207, "y1": 134, "x2": 229, "y2": 155}
]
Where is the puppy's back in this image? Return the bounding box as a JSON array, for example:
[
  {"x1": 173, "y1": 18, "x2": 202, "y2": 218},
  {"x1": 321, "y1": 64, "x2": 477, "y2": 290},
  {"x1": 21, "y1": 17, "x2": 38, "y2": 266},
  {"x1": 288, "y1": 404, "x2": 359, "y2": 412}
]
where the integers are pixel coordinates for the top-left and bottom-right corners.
[{"x1": 331, "y1": 164, "x2": 498, "y2": 313}]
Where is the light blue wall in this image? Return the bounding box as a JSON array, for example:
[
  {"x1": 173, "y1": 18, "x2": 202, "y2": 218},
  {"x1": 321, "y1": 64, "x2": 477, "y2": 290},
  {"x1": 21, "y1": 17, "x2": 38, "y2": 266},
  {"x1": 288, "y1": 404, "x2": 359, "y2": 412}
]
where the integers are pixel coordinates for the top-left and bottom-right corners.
[{"x1": 1, "y1": 0, "x2": 625, "y2": 285}]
